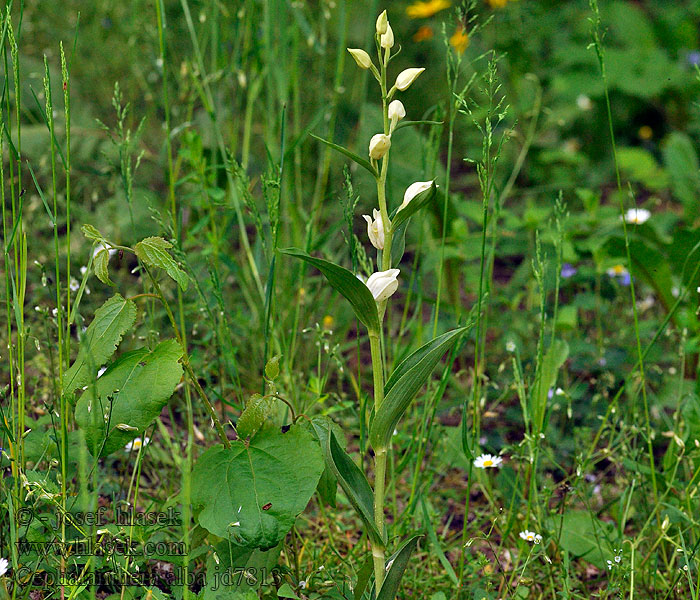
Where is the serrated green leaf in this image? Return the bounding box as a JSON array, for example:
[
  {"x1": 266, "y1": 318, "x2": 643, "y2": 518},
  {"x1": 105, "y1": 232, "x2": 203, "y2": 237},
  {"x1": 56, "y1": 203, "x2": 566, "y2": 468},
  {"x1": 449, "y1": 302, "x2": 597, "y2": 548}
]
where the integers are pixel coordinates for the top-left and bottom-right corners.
[
  {"x1": 81, "y1": 223, "x2": 104, "y2": 242},
  {"x1": 390, "y1": 181, "x2": 437, "y2": 231},
  {"x1": 376, "y1": 535, "x2": 422, "y2": 600},
  {"x1": 265, "y1": 355, "x2": 281, "y2": 380},
  {"x1": 74, "y1": 339, "x2": 183, "y2": 456},
  {"x1": 279, "y1": 248, "x2": 380, "y2": 332},
  {"x1": 236, "y1": 394, "x2": 276, "y2": 439},
  {"x1": 134, "y1": 236, "x2": 189, "y2": 291},
  {"x1": 63, "y1": 294, "x2": 137, "y2": 395},
  {"x1": 93, "y1": 248, "x2": 113, "y2": 286},
  {"x1": 370, "y1": 327, "x2": 468, "y2": 451},
  {"x1": 191, "y1": 425, "x2": 324, "y2": 550},
  {"x1": 325, "y1": 428, "x2": 386, "y2": 545},
  {"x1": 310, "y1": 133, "x2": 378, "y2": 178}
]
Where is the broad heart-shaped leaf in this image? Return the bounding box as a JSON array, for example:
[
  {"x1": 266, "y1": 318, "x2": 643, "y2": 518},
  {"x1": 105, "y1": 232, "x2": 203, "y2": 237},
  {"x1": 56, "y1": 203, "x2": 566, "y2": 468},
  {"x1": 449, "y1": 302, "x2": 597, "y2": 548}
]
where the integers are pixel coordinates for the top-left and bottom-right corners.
[
  {"x1": 310, "y1": 133, "x2": 378, "y2": 179},
  {"x1": 324, "y1": 428, "x2": 386, "y2": 546},
  {"x1": 279, "y1": 248, "x2": 380, "y2": 333},
  {"x1": 74, "y1": 339, "x2": 183, "y2": 456},
  {"x1": 63, "y1": 294, "x2": 137, "y2": 395},
  {"x1": 390, "y1": 181, "x2": 437, "y2": 231},
  {"x1": 376, "y1": 535, "x2": 422, "y2": 600},
  {"x1": 134, "y1": 236, "x2": 189, "y2": 291},
  {"x1": 370, "y1": 327, "x2": 469, "y2": 451},
  {"x1": 191, "y1": 424, "x2": 324, "y2": 550},
  {"x1": 548, "y1": 510, "x2": 614, "y2": 570}
]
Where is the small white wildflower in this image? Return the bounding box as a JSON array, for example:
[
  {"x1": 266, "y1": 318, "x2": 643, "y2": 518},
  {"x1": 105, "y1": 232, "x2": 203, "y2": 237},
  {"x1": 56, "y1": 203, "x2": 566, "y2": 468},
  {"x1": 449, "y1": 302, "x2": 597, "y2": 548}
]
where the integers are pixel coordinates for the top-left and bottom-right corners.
[
  {"x1": 362, "y1": 209, "x2": 385, "y2": 250},
  {"x1": 0, "y1": 557, "x2": 8, "y2": 576},
  {"x1": 576, "y1": 94, "x2": 593, "y2": 111},
  {"x1": 473, "y1": 454, "x2": 503, "y2": 469},
  {"x1": 506, "y1": 340, "x2": 516, "y2": 352},
  {"x1": 380, "y1": 23, "x2": 394, "y2": 49},
  {"x1": 375, "y1": 10, "x2": 388, "y2": 35},
  {"x1": 519, "y1": 530, "x2": 542, "y2": 543},
  {"x1": 623, "y1": 207, "x2": 651, "y2": 225},
  {"x1": 299, "y1": 580, "x2": 307, "y2": 589},
  {"x1": 124, "y1": 437, "x2": 150, "y2": 452}
]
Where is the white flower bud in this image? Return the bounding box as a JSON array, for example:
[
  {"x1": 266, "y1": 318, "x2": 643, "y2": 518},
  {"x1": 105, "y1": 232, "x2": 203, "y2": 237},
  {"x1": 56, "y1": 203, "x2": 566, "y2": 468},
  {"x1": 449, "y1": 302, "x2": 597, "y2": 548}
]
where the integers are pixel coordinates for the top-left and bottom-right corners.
[
  {"x1": 381, "y1": 24, "x2": 394, "y2": 49},
  {"x1": 399, "y1": 180, "x2": 434, "y2": 211},
  {"x1": 362, "y1": 209, "x2": 384, "y2": 250},
  {"x1": 375, "y1": 10, "x2": 388, "y2": 35},
  {"x1": 395, "y1": 67, "x2": 425, "y2": 91},
  {"x1": 347, "y1": 48, "x2": 372, "y2": 70},
  {"x1": 388, "y1": 99, "x2": 405, "y2": 132},
  {"x1": 369, "y1": 133, "x2": 391, "y2": 159},
  {"x1": 366, "y1": 269, "x2": 400, "y2": 302},
  {"x1": 117, "y1": 423, "x2": 138, "y2": 432}
]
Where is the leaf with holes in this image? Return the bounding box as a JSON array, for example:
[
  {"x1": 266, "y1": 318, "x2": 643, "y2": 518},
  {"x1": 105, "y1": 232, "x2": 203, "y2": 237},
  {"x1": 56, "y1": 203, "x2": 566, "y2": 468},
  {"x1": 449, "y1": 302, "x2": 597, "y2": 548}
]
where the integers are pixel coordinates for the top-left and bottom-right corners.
[
  {"x1": 192, "y1": 425, "x2": 324, "y2": 550},
  {"x1": 63, "y1": 294, "x2": 137, "y2": 395},
  {"x1": 134, "y1": 236, "x2": 189, "y2": 291}
]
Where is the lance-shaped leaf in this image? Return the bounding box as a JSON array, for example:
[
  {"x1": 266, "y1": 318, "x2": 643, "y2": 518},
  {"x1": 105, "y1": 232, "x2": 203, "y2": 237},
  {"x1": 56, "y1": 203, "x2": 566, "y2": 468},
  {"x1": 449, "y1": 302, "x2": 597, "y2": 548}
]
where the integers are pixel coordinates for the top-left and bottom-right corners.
[
  {"x1": 74, "y1": 338, "x2": 183, "y2": 456},
  {"x1": 390, "y1": 181, "x2": 437, "y2": 232},
  {"x1": 191, "y1": 425, "x2": 324, "y2": 550},
  {"x1": 63, "y1": 294, "x2": 137, "y2": 395},
  {"x1": 325, "y1": 428, "x2": 386, "y2": 546},
  {"x1": 279, "y1": 248, "x2": 380, "y2": 333},
  {"x1": 370, "y1": 327, "x2": 468, "y2": 451},
  {"x1": 309, "y1": 415, "x2": 346, "y2": 508},
  {"x1": 376, "y1": 535, "x2": 422, "y2": 600},
  {"x1": 134, "y1": 236, "x2": 189, "y2": 291},
  {"x1": 310, "y1": 134, "x2": 379, "y2": 178}
]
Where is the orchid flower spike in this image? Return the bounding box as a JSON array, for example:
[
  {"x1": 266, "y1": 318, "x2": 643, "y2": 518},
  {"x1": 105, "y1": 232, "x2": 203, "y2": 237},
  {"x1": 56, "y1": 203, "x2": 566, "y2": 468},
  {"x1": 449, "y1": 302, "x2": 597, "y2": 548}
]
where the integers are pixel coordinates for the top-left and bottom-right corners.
[
  {"x1": 363, "y1": 209, "x2": 385, "y2": 250},
  {"x1": 366, "y1": 269, "x2": 400, "y2": 302}
]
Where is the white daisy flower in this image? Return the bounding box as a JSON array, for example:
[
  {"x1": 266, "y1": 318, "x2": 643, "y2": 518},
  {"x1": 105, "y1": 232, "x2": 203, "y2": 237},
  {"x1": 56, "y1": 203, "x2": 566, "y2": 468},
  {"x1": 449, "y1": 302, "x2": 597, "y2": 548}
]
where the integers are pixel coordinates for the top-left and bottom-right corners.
[
  {"x1": 519, "y1": 530, "x2": 542, "y2": 543},
  {"x1": 124, "y1": 437, "x2": 150, "y2": 453},
  {"x1": 473, "y1": 454, "x2": 503, "y2": 469},
  {"x1": 623, "y1": 207, "x2": 650, "y2": 225},
  {"x1": 506, "y1": 340, "x2": 516, "y2": 353}
]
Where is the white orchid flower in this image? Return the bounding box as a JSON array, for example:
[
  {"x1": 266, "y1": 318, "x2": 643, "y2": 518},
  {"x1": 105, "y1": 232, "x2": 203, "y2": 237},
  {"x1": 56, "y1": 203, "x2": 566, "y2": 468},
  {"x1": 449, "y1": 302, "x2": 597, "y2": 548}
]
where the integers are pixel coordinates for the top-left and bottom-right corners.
[
  {"x1": 366, "y1": 269, "x2": 400, "y2": 302},
  {"x1": 362, "y1": 209, "x2": 385, "y2": 250}
]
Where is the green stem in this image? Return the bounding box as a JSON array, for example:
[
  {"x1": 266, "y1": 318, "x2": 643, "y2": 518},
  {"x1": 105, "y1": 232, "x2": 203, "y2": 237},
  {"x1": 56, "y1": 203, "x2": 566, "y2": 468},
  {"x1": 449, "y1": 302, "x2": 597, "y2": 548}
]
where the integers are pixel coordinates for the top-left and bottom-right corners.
[{"x1": 369, "y1": 330, "x2": 386, "y2": 589}]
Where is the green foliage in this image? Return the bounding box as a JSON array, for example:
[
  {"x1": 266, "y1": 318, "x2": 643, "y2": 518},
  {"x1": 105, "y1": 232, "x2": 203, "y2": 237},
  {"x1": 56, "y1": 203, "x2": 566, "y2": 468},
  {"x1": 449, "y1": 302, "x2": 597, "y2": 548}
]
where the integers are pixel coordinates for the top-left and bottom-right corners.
[
  {"x1": 279, "y1": 248, "x2": 380, "y2": 332},
  {"x1": 236, "y1": 394, "x2": 276, "y2": 440},
  {"x1": 370, "y1": 327, "x2": 469, "y2": 451},
  {"x1": 376, "y1": 535, "x2": 422, "y2": 600},
  {"x1": 74, "y1": 338, "x2": 183, "y2": 456},
  {"x1": 134, "y1": 236, "x2": 189, "y2": 291},
  {"x1": 62, "y1": 294, "x2": 137, "y2": 395},
  {"x1": 549, "y1": 511, "x2": 615, "y2": 570},
  {"x1": 192, "y1": 425, "x2": 324, "y2": 550}
]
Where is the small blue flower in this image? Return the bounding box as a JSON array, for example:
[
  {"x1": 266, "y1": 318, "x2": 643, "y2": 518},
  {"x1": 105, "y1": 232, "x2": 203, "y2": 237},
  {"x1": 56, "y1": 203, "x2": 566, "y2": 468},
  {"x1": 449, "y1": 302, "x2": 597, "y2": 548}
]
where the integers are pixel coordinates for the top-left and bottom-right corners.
[
  {"x1": 561, "y1": 263, "x2": 577, "y2": 279},
  {"x1": 687, "y1": 50, "x2": 700, "y2": 67}
]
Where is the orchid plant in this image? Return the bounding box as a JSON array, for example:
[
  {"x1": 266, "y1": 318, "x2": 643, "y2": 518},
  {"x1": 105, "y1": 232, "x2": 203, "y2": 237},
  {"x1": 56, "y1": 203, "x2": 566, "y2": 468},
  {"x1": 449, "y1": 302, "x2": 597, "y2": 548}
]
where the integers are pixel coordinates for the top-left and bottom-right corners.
[{"x1": 282, "y1": 10, "x2": 469, "y2": 597}]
